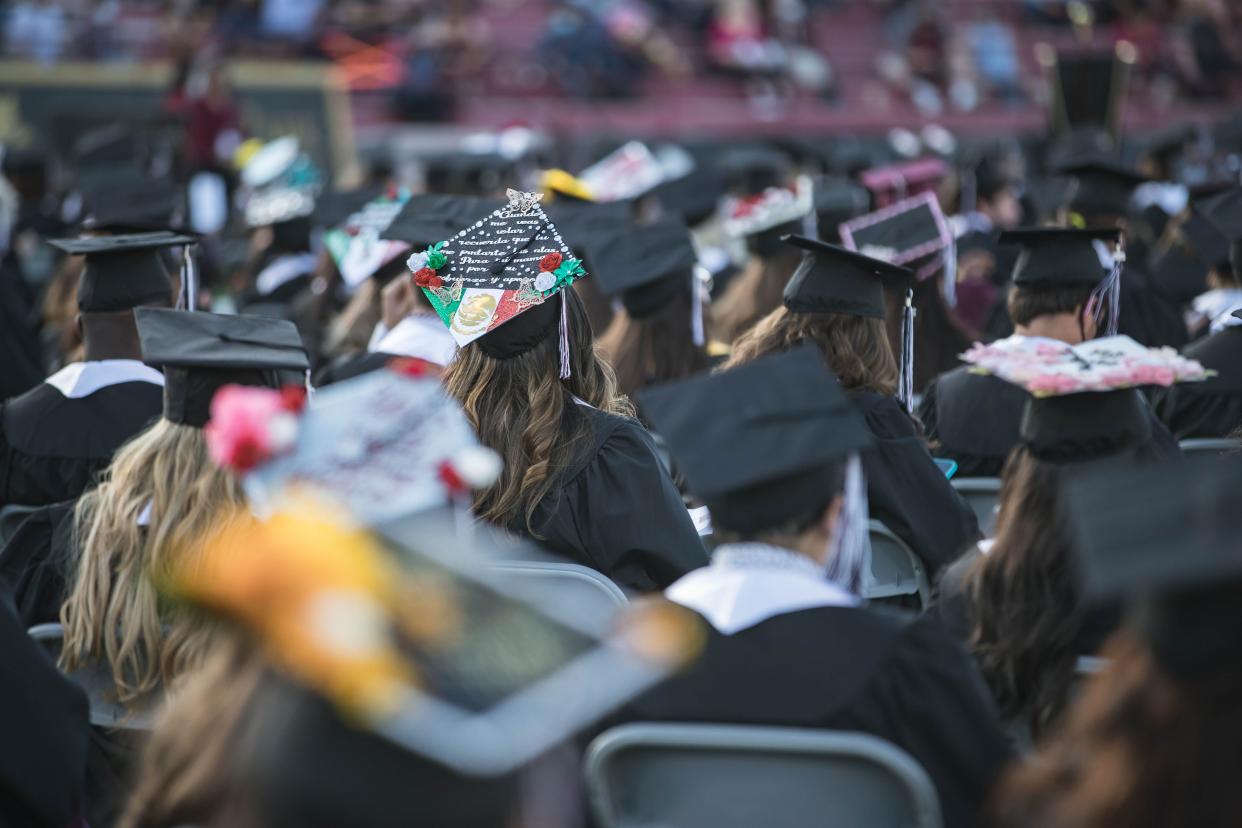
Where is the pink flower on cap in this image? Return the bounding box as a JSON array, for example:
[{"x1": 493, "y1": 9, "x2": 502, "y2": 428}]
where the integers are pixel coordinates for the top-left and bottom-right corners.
[{"x1": 205, "y1": 385, "x2": 300, "y2": 473}]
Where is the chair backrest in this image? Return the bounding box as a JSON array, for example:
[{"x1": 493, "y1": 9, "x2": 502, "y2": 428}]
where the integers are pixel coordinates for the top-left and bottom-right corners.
[
  {"x1": 1178, "y1": 438, "x2": 1242, "y2": 457},
  {"x1": 27, "y1": 622, "x2": 159, "y2": 731},
  {"x1": 586, "y1": 723, "x2": 942, "y2": 828},
  {"x1": 489, "y1": 560, "x2": 628, "y2": 627},
  {"x1": 0, "y1": 503, "x2": 41, "y2": 548},
  {"x1": 951, "y1": 477, "x2": 1001, "y2": 538},
  {"x1": 867, "y1": 521, "x2": 930, "y2": 608}
]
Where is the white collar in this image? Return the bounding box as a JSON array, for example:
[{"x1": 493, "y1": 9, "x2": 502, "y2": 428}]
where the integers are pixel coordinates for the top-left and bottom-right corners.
[
  {"x1": 44, "y1": 360, "x2": 164, "y2": 399},
  {"x1": 667, "y1": 542, "x2": 859, "y2": 635},
  {"x1": 255, "y1": 252, "x2": 317, "y2": 297},
  {"x1": 1193, "y1": 289, "x2": 1242, "y2": 332},
  {"x1": 370, "y1": 313, "x2": 458, "y2": 366}
]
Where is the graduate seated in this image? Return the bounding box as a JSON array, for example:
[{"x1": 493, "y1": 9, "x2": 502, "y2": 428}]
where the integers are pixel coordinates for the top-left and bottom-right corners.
[
  {"x1": 725, "y1": 236, "x2": 980, "y2": 579},
  {"x1": 0, "y1": 233, "x2": 183, "y2": 508},
  {"x1": 989, "y1": 458, "x2": 1242, "y2": 828},
  {"x1": 921, "y1": 228, "x2": 1180, "y2": 478},
  {"x1": 629, "y1": 346, "x2": 1013, "y2": 828},
  {"x1": 434, "y1": 191, "x2": 707, "y2": 593}
]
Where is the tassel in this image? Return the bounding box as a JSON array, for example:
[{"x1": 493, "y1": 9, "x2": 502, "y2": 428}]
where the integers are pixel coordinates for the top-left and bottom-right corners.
[
  {"x1": 825, "y1": 453, "x2": 871, "y2": 597},
  {"x1": 1091, "y1": 246, "x2": 1124, "y2": 337},
  {"x1": 179, "y1": 244, "x2": 197, "y2": 311},
  {"x1": 942, "y1": 239, "x2": 957, "y2": 309},
  {"x1": 899, "y1": 289, "x2": 916, "y2": 413},
  {"x1": 558, "y1": 294, "x2": 571, "y2": 380},
  {"x1": 690, "y1": 266, "x2": 706, "y2": 348}
]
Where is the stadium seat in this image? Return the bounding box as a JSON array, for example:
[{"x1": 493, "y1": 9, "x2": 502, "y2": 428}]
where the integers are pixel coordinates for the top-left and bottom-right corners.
[
  {"x1": 867, "y1": 520, "x2": 931, "y2": 609},
  {"x1": 488, "y1": 559, "x2": 628, "y2": 626},
  {"x1": 26, "y1": 623, "x2": 159, "y2": 730},
  {"x1": 1178, "y1": 438, "x2": 1242, "y2": 457},
  {"x1": 951, "y1": 477, "x2": 1002, "y2": 537},
  {"x1": 585, "y1": 722, "x2": 943, "y2": 828}
]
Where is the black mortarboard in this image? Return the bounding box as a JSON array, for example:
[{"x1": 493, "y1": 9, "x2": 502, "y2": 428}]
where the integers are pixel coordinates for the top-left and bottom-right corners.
[
  {"x1": 1181, "y1": 209, "x2": 1231, "y2": 271},
  {"x1": 414, "y1": 191, "x2": 585, "y2": 362},
  {"x1": 1000, "y1": 227, "x2": 1120, "y2": 287},
  {"x1": 1196, "y1": 186, "x2": 1242, "y2": 278},
  {"x1": 312, "y1": 184, "x2": 386, "y2": 230},
  {"x1": 651, "y1": 167, "x2": 727, "y2": 227},
  {"x1": 811, "y1": 181, "x2": 869, "y2": 243},
  {"x1": 638, "y1": 345, "x2": 873, "y2": 534},
  {"x1": 422, "y1": 152, "x2": 515, "y2": 195},
  {"x1": 382, "y1": 194, "x2": 503, "y2": 249},
  {"x1": 1058, "y1": 157, "x2": 1146, "y2": 217},
  {"x1": 782, "y1": 234, "x2": 913, "y2": 319},
  {"x1": 837, "y1": 191, "x2": 952, "y2": 277},
  {"x1": 136, "y1": 308, "x2": 309, "y2": 428},
  {"x1": 1066, "y1": 458, "x2": 1242, "y2": 678},
  {"x1": 78, "y1": 171, "x2": 182, "y2": 233},
  {"x1": 48, "y1": 231, "x2": 187, "y2": 313},
  {"x1": 590, "y1": 218, "x2": 698, "y2": 317},
  {"x1": 1020, "y1": 388, "x2": 1153, "y2": 464},
  {"x1": 715, "y1": 145, "x2": 793, "y2": 195}
]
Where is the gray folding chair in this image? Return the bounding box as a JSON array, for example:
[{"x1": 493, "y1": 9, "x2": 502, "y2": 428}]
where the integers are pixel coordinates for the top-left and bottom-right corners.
[
  {"x1": 867, "y1": 521, "x2": 930, "y2": 609},
  {"x1": 951, "y1": 477, "x2": 1001, "y2": 537},
  {"x1": 1178, "y1": 438, "x2": 1242, "y2": 457},
  {"x1": 586, "y1": 723, "x2": 942, "y2": 828},
  {"x1": 27, "y1": 623, "x2": 160, "y2": 730},
  {"x1": 489, "y1": 560, "x2": 628, "y2": 627}
]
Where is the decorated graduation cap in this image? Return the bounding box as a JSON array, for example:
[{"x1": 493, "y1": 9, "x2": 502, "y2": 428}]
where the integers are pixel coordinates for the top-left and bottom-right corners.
[
  {"x1": 1066, "y1": 458, "x2": 1242, "y2": 679},
  {"x1": 240, "y1": 136, "x2": 322, "y2": 228},
  {"x1": 166, "y1": 504, "x2": 703, "y2": 780},
  {"x1": 576, "y1": 141, "x2": 668, "y2": 203},
  {"x1": 49, "y1": 231, "x2": 187, "y2": 313},
  {"x1": 857, "y1": 157, "x2": 948, "y2": 208},
  {"x1": 206, "y1": 363, "x2": 501, "y2": 525},
  {"x1": 136, "y1": 308, "x2": 310, "y2": 428},
  {"x1": 322, "y1": 188, "x2": 412, "y2": 290},
  {"x1": 961, "y1": 334, "x2": 1208, "y2": 463},
  {"x1": 407, "y1": 189, "x2": 585, "y2": 375},
  {"x1": 1057, "y1": 156, "x2": 1146, "y2": 218},
  {"x1": 1196, "y1": 186, "x2": 1242, "y2": 278},
  {"x1": 721, "y1": 175, "x2": 813, "y2": 239},
  {"x1": 639, "y1": 345, "x2": 872, "y2": 537},
  {"x1": 78, "y1": 171, "x2": 182, "y2": 233},
  {"x1": 1001, "y1": 226, "x2": 1125, "y2": 335}
]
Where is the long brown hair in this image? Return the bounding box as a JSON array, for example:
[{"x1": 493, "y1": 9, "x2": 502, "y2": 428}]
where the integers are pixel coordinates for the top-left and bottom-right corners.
[
  {"x1": 61, "y1": 419, "x2": 244, "y2": 704},
  {"x1": 723, "y1": 306, "x2": 899, "y2": 397},
  {"x1": 443, "y1": 290, "x2": 633, "y2": 534},
  {"x1": 965, "y1": 447, "x2": 1082, "y2": 738},
  {"x1": 988, "y1": 629, "x2": 1242, "y2": 828},
  {"x1": 711, "y1": 246, "x2": 803, "y2": 343},
  {"x1": 598, "y1": 291, "x2": 710, "y2": 398}
]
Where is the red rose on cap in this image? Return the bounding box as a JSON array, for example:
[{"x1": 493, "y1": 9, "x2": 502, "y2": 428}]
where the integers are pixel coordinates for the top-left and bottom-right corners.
[
  {"x1": 539, "y1": 252, "x2": 563, "y2": 272},
  {"x1": 413, "y1": 268, "x2": 442, "y2": 289}
]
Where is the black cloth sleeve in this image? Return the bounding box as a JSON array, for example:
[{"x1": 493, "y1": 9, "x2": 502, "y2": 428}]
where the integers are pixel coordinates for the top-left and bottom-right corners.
[
  {"x1": 0, "y1": 501, "x2": 76, "y2": 627},
  {"x1": 0, "y1": 589, "x2": 89, "y2": 827},
  {"x1": 558, "y1": 421, "x2": 708, "y2": 593},
  {"x1": 856, "y1": 394, "x2": 981, "y2": 577}
]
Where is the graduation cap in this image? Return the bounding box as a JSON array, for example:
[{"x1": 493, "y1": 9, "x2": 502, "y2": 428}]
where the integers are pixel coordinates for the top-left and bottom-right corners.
[
  {"x1": 135, "y1": 308, "x2": 309, "y2": 428},
  {"x1": 321, "y1": 188, "x2": 412, "y2": 290},
  {"x1": 408, "y1": 190, "x2": 585, "y2": 371},
  {"x1": 381, "y1": 194, "x2": 503, "y2": 250},
  {"x1": 168, "y1": 506, "x2": 703, "y2": 780},
  {"x1": 1196, "y1": 186, "x2": 1242, "y2": 278},
  {"x1": 78, "y1": 171, "x2": 183, "y2": 234},
  {"x1": 590, "y1": 217, "x2": 699, "y2": 319},
  {"x1": 811, "y1": 180, "x2": 870, "y2": 243},
  {"x1": 714, "y1": 145, "x2": 793, "y2": 195},
  {"x1": 721, "y1": 176, "x2": 814, "y2": 239},
  {"x1": 73, "y1": 123, "x2": 144, "y2": 171},
  {"x1": 1057, "y1": 157, "x2": 1146, "y2": 217},
  {"x1": 838, "y1": 190, "x2": 952, "y2": 279},
  {"x1": 857, "y1": 157, "x2": 949, "y2": 207},
  {"x1": 782, "y1": 234, "x2": 913, "y2": 319},
  {"x1": 421, "y1": 152, "x2": 515, "y2": 195},
  {"x1": 960, "y1": 334, "x2": 1209, "y2": 463},
  {"x1": 1043, "y1": 46, "x2": 1133, "y2": 143},
  {"x1": 651, "y1": 166, "x2": 728, "y2": 227},
  {"x1": 1001, "y1": 227, "x2": 1120, "y2": 287},
  {"x1": 312, "y1": 184, "x2": 386, "y2": 231},
  {"x1": 1066, "y1": 458, "x2": 1242, "y2": 678},
  {"x1": 576, "y1": 141, "x2": 667, "y2": 203},
  {"x1": 638, "y1": 345, "x2": 873, "y2": 535},
  {"x1": 48, "y1": 231, "x2": 187, "y2": 313},
  {"x1": 240, "y1": 137, "x2": 322, "y2": 228}
]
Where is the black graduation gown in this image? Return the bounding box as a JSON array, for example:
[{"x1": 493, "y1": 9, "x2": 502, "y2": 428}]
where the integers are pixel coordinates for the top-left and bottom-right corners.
[
  {"x1": 0, "y1": 500, "x2": 76, "y2": 627},
  {"x1": 514, "y1": 405, "x2": 708, "y2": 593},
  {"x1": 919, "y1": 367, "x2": 1183, "y2": 478},
  {"x1": 0, "y1": 253, "x2": 44, "y2": 401},
  {"x1": 623, "y1": 607, "x2": 1014, "y2": 828},
  {"x1": 1116, "y1": 265, "x2": 1189, "y2": 350},
  {"x1": 0, "y1": 374, "x2": 162, "y2": 507},
  {"x1": 851, "y1": 389, "x2": 980, "y2": 576},
  {"x1": 0, "y1": 587, "x2": 90, "y2": 827},
  {"x1": 1151, "y1": 326, "x2": 1242, "y2": 439}
]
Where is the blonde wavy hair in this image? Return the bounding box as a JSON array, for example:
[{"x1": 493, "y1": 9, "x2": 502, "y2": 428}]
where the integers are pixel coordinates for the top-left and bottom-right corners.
[
  {"x1": 443, "y1": 291, "x2": 634, "y2": 535},
  {"x1": 724, "y1": 306, "x2": 899, "y2": 397},
  {"x1": 61, "y1": 418, "x2": 245, "y2": 704},
  {"x1": 710, "y1": 246, "x2": 803, "y2": 344}
]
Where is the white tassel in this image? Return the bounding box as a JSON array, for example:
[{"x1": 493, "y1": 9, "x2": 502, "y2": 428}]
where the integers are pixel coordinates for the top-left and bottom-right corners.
[
  {"x1": 691, "y1": 266, "x2": 706, "y2": 348},
  {"x1": 942, "y1": 240, "x2": 957, "y2": 309},
  {"x1": 558, "y1": 294, "x2": 571, "y2": 380},
  {"x1": 180, "y1": 244, "x2": 197, "y2": 311},
  {"x1": 899, "y1": 289, "x2": 916, "y2": 413},
  {"x1": 825, "y1": 453, "x2": 871, "y2": 596},
  {"x1": 1091, "y1": 247, "x2": 1124, "y2": 337}
]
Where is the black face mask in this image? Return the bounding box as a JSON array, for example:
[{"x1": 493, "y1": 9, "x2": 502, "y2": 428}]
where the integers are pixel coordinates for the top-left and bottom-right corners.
[{"x1": 1151, "y1": 245, "x2": 1209, "y2": 305}]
